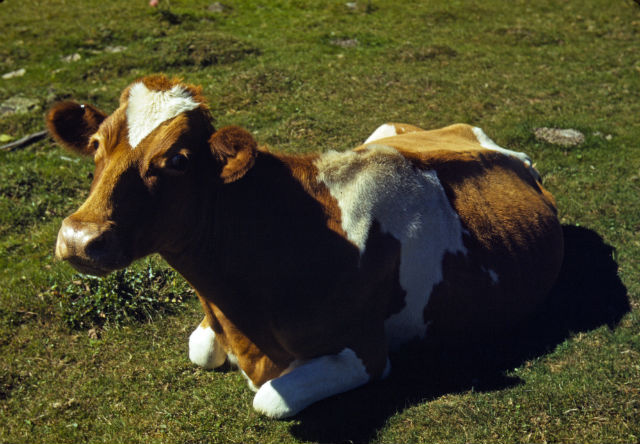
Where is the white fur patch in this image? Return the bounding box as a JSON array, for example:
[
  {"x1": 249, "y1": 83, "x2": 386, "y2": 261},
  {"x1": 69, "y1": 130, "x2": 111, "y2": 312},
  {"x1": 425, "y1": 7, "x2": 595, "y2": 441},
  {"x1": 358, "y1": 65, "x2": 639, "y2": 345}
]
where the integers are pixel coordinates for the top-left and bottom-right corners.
[
  {"x1": 315, "y1": 145, "x2": 467, "y2": 349},
  {"x1": 241, "y1": 369, "x2": 260, "y2": 392},
  {"x1": 472, "y1": 127, "x2": 540, "y2": 181},
  {"x1": 226, "y1": 352, "x2": 239, "y2": 367},
  {"x1": 252, "y1": 348, "x2": 369, "y2": 418},
  {"x1": 188, "y1": 325, "x2": 227, "y2": 369},
  {"x1": 126, "y1": 82, "x2": 200, "y2": 149},
  {"x1": 482, "y1": 267, "x2": 500, "y2": 285},
  {"x1": 364, "y1": 123, "x2": 397, "y2": 144}
]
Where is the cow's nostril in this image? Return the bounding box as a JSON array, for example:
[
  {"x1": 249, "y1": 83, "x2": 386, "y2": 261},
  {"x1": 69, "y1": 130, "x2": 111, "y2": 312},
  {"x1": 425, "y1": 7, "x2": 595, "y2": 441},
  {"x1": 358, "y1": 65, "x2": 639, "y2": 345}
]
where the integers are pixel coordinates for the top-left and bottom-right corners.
[
  {"x1": 56, "y1": 218, "x2": 129, "y2": 275},
  {"x1": 84, "y1": 231, "x2": 120, "y2": 263},
  {"x1": 86, "y1": 235, "x2": 107, "y2": 256},
  {"x1": 58, "y1": 217, "x2": 118, "y2": 259}
]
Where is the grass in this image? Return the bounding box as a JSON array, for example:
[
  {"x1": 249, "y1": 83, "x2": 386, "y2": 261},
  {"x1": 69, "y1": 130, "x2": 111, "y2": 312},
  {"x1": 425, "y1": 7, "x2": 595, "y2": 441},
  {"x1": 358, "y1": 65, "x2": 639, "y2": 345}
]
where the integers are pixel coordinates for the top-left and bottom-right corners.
[
  {"x1": 1, "y1": 0, "x2": 639, "y2": 442},
  {"x1": 49, "y1": 261, "x2": 192, "y2": 330}
]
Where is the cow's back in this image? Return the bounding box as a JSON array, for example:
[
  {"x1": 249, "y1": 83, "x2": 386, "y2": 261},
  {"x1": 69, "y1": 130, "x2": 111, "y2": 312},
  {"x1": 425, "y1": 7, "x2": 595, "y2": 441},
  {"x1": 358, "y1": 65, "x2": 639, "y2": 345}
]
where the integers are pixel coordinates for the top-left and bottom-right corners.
[
  {"x1": 318, "y1": 126, "x2": 563, "y2": 346},
  {"x1": 378, "y1": 129, "x2": 563, "y2": 342},
  {"x1": 433, "y1": 153, "x2": 561, "y2": 341}
]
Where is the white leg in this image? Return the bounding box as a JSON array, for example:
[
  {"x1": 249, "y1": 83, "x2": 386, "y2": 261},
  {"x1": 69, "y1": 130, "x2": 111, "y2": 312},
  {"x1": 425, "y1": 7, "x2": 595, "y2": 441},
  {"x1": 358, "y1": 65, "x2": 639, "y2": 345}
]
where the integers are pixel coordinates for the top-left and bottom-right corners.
[
  {"x1": 252, "y1": 348, "x2": 373, "y2": 418},
  {"x1": 188, "y1": 324, "x2": 227, "y2": 369},
  {"x1": 364, "y1": 123, "x2": 398, "y2": 144}
]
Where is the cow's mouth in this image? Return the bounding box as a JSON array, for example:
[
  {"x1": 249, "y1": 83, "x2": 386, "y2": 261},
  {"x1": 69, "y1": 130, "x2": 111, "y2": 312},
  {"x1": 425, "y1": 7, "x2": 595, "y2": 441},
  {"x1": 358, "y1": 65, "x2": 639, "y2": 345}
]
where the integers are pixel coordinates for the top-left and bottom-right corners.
[{"x1": 64, "y1": 255, "x2": 124, "y2": 277}]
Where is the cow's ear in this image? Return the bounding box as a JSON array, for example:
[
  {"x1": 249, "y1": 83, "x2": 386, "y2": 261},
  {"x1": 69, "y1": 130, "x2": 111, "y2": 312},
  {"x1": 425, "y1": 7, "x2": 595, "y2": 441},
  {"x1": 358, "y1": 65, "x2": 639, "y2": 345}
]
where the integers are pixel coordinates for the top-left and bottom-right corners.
[
  {"x1": 46, "y1": 101, "x2": 107, "y2": 156},
  {"x1": 209, "y1": 126, "x2": 257, "y2": 184}
]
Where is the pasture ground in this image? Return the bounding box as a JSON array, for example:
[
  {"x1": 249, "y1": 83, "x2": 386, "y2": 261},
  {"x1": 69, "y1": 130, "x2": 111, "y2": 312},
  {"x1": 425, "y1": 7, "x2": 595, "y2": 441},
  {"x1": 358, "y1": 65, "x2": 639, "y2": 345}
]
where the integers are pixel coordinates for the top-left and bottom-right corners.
[{"x1": 1, "y1": 0, "x2": 639, "y2": 442}]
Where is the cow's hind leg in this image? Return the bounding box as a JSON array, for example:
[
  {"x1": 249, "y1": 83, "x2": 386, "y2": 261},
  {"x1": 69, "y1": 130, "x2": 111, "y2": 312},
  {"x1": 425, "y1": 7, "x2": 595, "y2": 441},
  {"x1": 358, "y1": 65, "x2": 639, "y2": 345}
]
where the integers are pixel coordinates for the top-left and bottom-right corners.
[
  {"x1": 364, "y1": 123, "x2": 425, "y2": 144},
  {"x1": 472, "y1": 126, "x2": 541, "y2": 182},
  {"x1": 189, "y1": 317, "x2": 227, "y2": 369},
  {"x1": 253, "y1": 348, "x2": 385, "y2": 418}
]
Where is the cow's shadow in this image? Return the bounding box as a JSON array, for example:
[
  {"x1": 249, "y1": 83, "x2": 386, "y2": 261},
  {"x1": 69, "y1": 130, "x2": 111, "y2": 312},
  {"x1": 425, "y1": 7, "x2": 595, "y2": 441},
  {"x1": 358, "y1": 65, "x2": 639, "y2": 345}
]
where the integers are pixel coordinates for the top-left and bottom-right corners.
[{"x1": 289, "y1": 225, "x2": 630, "y2": 443}]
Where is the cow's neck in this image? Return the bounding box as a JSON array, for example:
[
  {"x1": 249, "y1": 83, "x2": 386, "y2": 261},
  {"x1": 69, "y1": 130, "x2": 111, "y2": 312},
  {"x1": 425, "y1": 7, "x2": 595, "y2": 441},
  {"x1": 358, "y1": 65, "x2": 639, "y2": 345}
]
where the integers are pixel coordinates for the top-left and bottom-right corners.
[{"x1": 161, "y1": 150, "x2": 324, "y2": 310}]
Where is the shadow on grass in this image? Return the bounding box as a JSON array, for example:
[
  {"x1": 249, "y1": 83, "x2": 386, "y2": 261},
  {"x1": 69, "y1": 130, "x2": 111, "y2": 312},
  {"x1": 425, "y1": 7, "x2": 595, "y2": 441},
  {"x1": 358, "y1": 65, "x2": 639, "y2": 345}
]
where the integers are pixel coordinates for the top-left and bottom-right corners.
[{"x1": 289, "y1": 225, "x2": 630, "y2": 443}]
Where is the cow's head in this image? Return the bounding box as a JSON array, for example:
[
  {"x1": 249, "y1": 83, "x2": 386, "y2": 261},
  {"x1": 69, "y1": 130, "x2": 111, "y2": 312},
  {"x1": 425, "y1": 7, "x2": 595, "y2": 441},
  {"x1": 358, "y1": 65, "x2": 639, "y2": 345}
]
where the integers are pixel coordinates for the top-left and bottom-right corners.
[{"x1": 48, "y1": 75, "x2": 257, "y2": 276}]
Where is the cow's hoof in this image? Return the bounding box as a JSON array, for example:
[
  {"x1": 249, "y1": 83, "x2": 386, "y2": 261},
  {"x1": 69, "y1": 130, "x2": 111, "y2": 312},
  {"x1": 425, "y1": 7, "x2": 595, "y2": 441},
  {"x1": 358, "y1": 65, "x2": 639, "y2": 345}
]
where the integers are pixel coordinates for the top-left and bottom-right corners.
[
  {"x1": 188, "y1": 325, "x2": 227, "y2": 369},
  {"x1": 253, "y1": 380, "x2": 298, "y2": 419}
]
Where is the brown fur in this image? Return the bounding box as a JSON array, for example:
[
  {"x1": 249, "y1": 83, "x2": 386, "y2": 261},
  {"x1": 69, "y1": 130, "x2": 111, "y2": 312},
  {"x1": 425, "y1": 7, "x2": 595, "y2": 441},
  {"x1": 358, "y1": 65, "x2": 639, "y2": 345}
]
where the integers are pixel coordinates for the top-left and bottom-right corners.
[{"x1": 425, "y1": 151, "x2": 562, "y2": 341}]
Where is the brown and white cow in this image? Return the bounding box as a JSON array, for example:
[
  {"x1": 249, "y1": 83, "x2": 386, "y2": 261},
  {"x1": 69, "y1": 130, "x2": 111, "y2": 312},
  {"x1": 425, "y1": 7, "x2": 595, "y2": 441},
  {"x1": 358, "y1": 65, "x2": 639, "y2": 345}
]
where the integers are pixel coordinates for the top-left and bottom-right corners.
[{"x1": 47, "y1": 75, "x2": 563, "y2": 418}]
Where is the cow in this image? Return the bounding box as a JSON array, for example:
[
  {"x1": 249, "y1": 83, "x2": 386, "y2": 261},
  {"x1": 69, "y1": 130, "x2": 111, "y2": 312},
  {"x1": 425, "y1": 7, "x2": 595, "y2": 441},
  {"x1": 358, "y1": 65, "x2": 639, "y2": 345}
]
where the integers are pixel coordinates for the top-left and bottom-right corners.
[{"x1": 47, "y1": 75, "x2": 564, "y2": 418}]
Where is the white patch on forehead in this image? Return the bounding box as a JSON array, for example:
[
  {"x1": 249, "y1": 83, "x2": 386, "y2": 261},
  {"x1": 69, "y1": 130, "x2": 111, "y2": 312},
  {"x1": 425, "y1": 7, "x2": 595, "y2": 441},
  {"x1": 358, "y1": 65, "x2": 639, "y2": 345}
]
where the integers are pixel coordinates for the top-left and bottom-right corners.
[
  {"x1": 472, "y1": 126, "x2": 541, "y2": 182},
  {"x1": 364, "y1": 123, "x2": 398, "y2": 144},
  {"x1": 315, "y1": 145, "x2": 467, "y2": 349},
  {"x1": 126, "y1": 82, "x2": 200, "y2": 149}
]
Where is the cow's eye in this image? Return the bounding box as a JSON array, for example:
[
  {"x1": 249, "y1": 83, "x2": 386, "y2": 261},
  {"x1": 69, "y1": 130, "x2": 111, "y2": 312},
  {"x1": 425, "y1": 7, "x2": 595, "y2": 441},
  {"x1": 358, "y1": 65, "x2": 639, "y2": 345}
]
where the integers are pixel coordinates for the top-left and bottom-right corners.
[{"x1": 167, "y1": 153, "x2": 189, "y2": 172}]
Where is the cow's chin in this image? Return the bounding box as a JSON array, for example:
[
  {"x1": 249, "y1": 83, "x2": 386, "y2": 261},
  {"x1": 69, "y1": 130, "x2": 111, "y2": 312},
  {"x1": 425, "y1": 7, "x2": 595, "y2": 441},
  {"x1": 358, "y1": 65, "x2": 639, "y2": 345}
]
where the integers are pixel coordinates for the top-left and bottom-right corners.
[{"x1": 64, "y1": 255, "x2": 131, "y2": 277}]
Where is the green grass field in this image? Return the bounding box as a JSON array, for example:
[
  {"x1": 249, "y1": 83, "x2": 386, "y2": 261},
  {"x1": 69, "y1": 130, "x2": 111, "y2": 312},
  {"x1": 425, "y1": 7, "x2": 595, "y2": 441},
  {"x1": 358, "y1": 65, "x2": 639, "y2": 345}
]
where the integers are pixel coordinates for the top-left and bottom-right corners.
[{"x1": 1, "y1": 0, "x2": 639, "y2": 442}]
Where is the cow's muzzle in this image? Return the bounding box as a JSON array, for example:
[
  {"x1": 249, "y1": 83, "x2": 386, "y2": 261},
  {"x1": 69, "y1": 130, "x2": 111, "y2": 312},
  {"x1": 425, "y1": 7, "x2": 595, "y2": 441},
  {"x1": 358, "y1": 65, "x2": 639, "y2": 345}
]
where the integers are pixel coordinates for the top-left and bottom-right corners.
[{"x1": 55, "y1": 217, "x2": 129, "y2": 276}]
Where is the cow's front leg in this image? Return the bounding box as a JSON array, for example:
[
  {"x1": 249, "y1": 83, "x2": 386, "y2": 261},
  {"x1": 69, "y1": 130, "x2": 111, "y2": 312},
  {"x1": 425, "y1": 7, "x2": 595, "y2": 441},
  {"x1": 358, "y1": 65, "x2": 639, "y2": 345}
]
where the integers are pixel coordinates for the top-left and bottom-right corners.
[
  {"x1": 189, "y1": 318, "x2": 227, "y2": 369},
  {"x1": 252, "y1": 348, "x2": 388, "y2": 418}
]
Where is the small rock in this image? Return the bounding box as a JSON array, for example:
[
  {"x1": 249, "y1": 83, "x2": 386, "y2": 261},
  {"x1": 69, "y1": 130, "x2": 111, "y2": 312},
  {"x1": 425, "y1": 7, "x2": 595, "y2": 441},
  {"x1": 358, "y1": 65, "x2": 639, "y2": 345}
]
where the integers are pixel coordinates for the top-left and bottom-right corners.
[
  {"x1": 534, "y1": 127, "x2": 585, "y2": 147},
  {"x1": 46, "y1": 87, "x2": 62, "y2": 103},
  {"x1": 0, "y1": 96, "x2": 40, "y2": 116},
  {"x1": 104, "y1": 45, "x2": 127, "y2": 53},
  {"x1": 87, "y1": 328, "x2": 100, "y2": 340},
  {"x1": 2, "y1": 68, "x2": 26, "y2": 79},
  {"x1": 331, "y1": 38, "x2": 359, "y2": 48},
  {"x1": 62, "y1": 53, "x2": 82, "y2": 63},
  {"x1": 346, "y1": 2, "x2": 358, "y2": 9},
  {"x1": 207, "y1": 2, "x2": 230, "y2": 12},
  {"x1": 593, "y1": 131, "x2": 613, "y2": 141}
]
